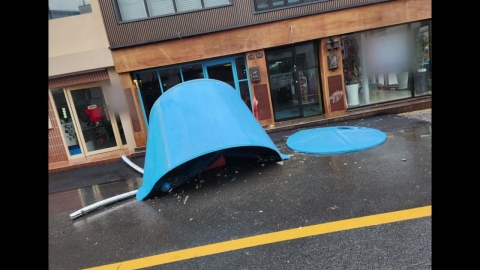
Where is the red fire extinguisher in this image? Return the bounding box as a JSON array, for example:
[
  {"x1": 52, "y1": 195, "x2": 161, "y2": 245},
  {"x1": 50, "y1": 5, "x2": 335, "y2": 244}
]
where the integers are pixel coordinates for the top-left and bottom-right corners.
[{"x1": 253, "y1": 96, "x2": 259, "y2": 120}]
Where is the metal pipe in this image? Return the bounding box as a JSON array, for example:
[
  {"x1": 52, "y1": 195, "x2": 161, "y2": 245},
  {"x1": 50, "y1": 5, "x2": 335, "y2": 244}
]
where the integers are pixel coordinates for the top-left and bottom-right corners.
[
  {"x1": 70, "y1": 190, "x2": 138, "y2": 220},
  {"x1": 69, "y1": 155, "x2": 144, "y2": 219},
  {"x1": 121, "y1": 154, "x2": 144, "y2": 174}
]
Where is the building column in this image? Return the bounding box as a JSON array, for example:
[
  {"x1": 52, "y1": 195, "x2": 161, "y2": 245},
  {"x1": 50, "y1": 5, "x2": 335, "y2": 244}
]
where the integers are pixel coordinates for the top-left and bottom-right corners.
[
  {"x1": 117, "y1": 72, "x2": 148, "y2": 148},
  {"x1": 319, "y1": 36, "x2": 348, "y2": 117},
  {"x1": 245, "y1": 50, "x2": 275, "y2": 127}
]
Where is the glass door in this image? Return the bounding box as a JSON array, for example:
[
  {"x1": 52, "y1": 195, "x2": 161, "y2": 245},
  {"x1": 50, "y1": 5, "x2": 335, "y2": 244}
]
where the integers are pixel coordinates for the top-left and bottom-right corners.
[
  {"x1": 266, "y1": 42, "x2": 323, "y2": 121},
  {"x1": 66, "y1": 86, "x2": 122, "y2": 156},
  {"x1": 266, "y1": 47, "x2": 300, "y2": 121},
  {"x1": 295, "y1": 43, "x2": 323, "y2": 117}
]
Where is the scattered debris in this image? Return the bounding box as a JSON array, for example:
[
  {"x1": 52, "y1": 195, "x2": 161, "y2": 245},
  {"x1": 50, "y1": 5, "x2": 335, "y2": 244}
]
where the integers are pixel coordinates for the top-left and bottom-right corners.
[
  {"x1": 330, "y1": 205, "x2": 340, "y2": 210},
  {"x1": 183, "y1": 195, "x2": 189, "y2": 204},
  {"x1": 358, "y1": 167, "x2": 362, "y2": 169},
  {"x1": 401, "y1": 158, "x2": 407, "y2": 161},
  {"x1": 344, "y1": 163, "x2": 347, "y2": 165},
  {"x1": 277, "y1": 161, "x2": 284, "y2": 165},
  {"x1": 259, "y1": 210, "x2": 263, "y2": 213},
  {"x1": 189, "y1": 218, "x2": 193, "y2": 221},
  {"x1": 231, "y1": 177, "x2": 236, "y2": 182},
  {"x1": 261, "y1": 164, "x2": 265, "y2": 166}
]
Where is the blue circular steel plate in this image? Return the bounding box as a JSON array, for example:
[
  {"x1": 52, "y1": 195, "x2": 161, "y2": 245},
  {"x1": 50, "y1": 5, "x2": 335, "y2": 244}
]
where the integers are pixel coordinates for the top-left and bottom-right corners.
[{"x1": 286, "y1": 126, "x2": 386, "y2": 154}]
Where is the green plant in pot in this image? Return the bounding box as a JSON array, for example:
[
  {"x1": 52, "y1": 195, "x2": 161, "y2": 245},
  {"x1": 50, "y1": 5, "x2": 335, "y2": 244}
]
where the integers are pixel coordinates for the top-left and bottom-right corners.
[{"x1": 413, "y1": 26, "x2": 430, "y2": 94}]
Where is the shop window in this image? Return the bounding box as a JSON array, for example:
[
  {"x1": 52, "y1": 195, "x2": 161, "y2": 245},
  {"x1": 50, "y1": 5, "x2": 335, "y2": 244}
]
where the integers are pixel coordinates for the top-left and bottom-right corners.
[
  {"x1": 50, "y1": 89, "x2": 83, "y2": 156},
  {"x1": 136, "y1": 71, "x2": 162, "y2": 122},
  {"x1": 235, "y1": 57, "x2": 247, "y2": 80},
  {"x1": 114, "y1": 113, "x2": 127, "y2": 145},
  {"x1": 341, "y1": 20, "x2": 432, "y2": 108},
  {"x1": 181, "y1": 65, "x2": 204, "y2": 81},
  {"x1": 116, "y1": 0, "x2": 231, "y2": 22},
  {"x1": 239, "y1": 81, "x2": 252, "y2": 112},
  {"x1": 159, "y1": 68, "x2": 182, "y2": 92},
  {"x1": 136, "y1": 56, "x2": 253, "y2": 125}
]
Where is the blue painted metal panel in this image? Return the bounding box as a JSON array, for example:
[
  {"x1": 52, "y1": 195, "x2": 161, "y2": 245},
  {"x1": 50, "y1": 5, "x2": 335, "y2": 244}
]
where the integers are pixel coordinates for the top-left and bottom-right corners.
[
  {"x1": 286, "y1": 126, "x2": 387, "y2": 154},
  {"x1": 136, "y1": 79, "x2": 289, "y2": 201}
]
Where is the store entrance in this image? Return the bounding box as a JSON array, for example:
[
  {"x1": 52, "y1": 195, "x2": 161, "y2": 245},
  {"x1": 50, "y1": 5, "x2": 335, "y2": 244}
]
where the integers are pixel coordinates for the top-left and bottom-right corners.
[
  {"x1": 66, "y1": 86, "x2": 123, "y2": 156},
  {"x1": 265, "y1": 42, "x2": 324, "y2": 121},
  {"x1": 50, "y1": 86, "x2": 126, "y2": 158},
  {"x1": 134, "y1": 55, "x2": 253, "y2": 127}
]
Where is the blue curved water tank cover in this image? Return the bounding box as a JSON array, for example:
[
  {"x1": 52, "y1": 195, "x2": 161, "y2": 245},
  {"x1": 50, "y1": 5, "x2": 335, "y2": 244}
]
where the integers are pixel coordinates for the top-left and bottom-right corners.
[
  {"x1": 136, "y1": 79, "x2": 289, "y2": 201},
  {"x1": 286, "y1": 126, "x2": 386, "y2": 154}
]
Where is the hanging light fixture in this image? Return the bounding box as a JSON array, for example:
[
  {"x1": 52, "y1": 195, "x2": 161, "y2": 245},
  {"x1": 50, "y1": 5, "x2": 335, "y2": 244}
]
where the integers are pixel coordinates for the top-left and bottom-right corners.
[
  {"x1": 326, "y1": 38, "x2": 332, "y2": 52},
  {"x1": 333, "y1": 38, "x2": 339, "y2": 50}
]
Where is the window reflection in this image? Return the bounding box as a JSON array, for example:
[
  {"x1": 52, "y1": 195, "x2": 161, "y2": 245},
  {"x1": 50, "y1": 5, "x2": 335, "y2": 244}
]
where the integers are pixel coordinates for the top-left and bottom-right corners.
[
  {"x1": 181, "y1": 65, "x2": 204, "y2": 81},
  {"x1": 49, "y1": 0, "x2": 92, "y2": 20},
  {"x1": 159, "y1": 68, "x2": 182, "y2": 92},
  {"x1": 341, "y1": 20, "x2": 432, "y2": 108},
  {"x1": 235, "y1": 57, "x2": 247, "y2": 80},
  {"x1": 51, "y1": 89, "x2": 83, "y2": 156},
  {"x1": 136, "y1": 72, "x2": 161, "y2": 122}
]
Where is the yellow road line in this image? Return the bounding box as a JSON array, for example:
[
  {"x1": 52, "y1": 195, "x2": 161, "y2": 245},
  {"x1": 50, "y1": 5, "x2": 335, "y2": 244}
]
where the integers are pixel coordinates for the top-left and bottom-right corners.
[{"x1": 85, "y1": 205, "x2": 431, "y2": 270}]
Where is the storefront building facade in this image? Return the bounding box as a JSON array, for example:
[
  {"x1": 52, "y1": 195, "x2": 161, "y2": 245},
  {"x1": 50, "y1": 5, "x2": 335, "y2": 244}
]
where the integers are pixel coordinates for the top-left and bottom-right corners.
[
  {"x1": 49, "y1": 0, "x2": 137, "y2": 170},
  {"x1": 97, "y1": 0, "x2": 431, "y2": 149}
]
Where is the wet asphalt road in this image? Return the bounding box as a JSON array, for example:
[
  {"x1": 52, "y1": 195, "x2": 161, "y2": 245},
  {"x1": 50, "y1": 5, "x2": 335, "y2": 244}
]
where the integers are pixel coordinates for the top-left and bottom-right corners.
[{"x1": 48, "y1": 112, "x2": 431, "y2": 270}]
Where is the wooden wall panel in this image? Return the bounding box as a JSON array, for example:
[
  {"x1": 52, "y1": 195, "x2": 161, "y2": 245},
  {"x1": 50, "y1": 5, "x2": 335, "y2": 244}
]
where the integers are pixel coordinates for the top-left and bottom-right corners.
[
  {"x1": 327, "y1": 75, "x2": 346, "y2": 112},
  {"x1": 246, "y1": 50, "x2": 275, "y2": 126},
  {"x1": 112, "y1": 0, "x2": 431, "y2": 73},
  {"x1": 319, "y1": 36, "x2": 348, "y2": 116},
  {"x1": 253, "y1": 84, "x2": 272, "y2": 121},
  {"x1": 118, "y1": 73, "x2": 147, "y2": 147}
]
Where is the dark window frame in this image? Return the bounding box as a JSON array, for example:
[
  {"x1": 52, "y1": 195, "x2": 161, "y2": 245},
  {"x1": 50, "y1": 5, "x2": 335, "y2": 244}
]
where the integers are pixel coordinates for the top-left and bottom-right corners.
[
  {"x1": 113, "y1": 0, "x2": 233, "y2": 23},
  {"x1": 252, "y1": 0, "x2": 329, "y2": 13}
]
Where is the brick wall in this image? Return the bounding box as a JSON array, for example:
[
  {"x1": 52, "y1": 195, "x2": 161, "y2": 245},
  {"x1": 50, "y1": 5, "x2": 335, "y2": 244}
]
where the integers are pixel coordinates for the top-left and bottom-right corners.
[{"x1": 48, "y1": 97, "x2": 68, "y2": 163}]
